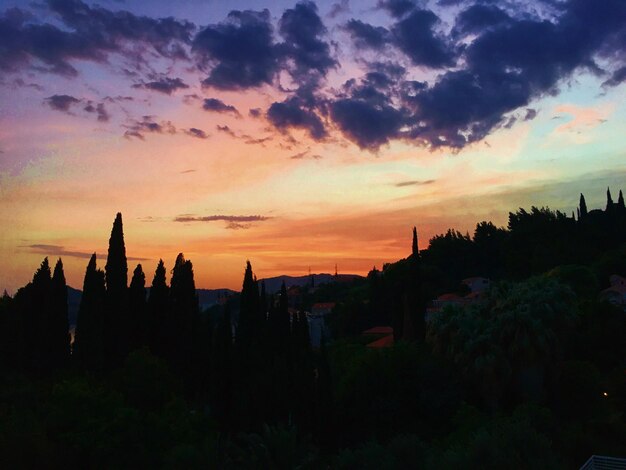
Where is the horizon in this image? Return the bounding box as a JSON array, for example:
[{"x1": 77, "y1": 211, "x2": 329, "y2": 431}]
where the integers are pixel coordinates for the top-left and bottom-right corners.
[{"x1": 1, "y1": 0, "x2": 626, "y2": 294}]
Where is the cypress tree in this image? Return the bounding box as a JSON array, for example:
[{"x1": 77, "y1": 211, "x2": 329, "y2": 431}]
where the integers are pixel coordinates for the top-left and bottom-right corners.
[
  {"x1": 73, "y1": 254, "x2": 106, "y2": 371},
  {"x1": 237, "y1": 261, "x2": 260, "y2": 348},
  {"x1": 148, "y1": 260, "x2": 170, "y2": 359},
  {"x1": 23, "y1": 258, "x2": 52, "y2": 371},
  {"x1": 170, "y1": 253, "x2": 201, "y2": 386},
  {"x1": 49, "y1": 258, "x2": 70, "y2": 368},
  {"x1": 618, "y1": 190, "x2": 625, "y2": 209},
  {"x1": 579, "y1": 193, "x2": 588, "y2": 218},
  {"x1": 129, "y1": 264, "x2": 147, "y2": 351},
  {"x1": 104, "y1": 212, "x2": 129, "y2": 365},
  {"x1": 412, "y1": 226, "x2": 419, "y2": 257},
  {"x1": 606, "y1": 187, "x2": 614, "y2": 211}
]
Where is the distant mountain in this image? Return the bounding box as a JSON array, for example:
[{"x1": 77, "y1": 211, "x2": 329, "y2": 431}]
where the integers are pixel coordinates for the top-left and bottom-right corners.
[
  {"x1": 66, "y1": 286, "x2": 238, "y2": 327},
  {"x1": 258, "y1": 273, "x2": 364, "y2": 294}
]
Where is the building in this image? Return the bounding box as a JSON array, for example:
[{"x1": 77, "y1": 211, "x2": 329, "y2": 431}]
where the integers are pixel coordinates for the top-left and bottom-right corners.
[
  {"x1": 307, "y1": 302, "x2": 336, "y2": 348},
  {"x1": 426, "y1": 277, "x2": 490, "y2": 322},
  {"x1": 362, "y1": 326, "x2": 394, "y2": 348}
]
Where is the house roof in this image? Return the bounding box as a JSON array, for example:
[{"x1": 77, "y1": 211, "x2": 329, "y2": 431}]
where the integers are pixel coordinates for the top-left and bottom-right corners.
[
  {"x1": 437, "y1": 293, "x2": 462, "y2": 301},
  {"x1": 312, "y1": 302, "x2": 336, "y2": 309},
  {"x1": 363, "y1": 326, "x2": 393, "y2": 335},
  {"x1": 366, "y1": 334, "x2": 394, "y2": 348}
]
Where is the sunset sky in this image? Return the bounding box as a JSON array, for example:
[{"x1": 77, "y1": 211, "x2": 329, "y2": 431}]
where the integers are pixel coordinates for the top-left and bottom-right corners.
[{"x1": 1, "y1": 0, "x2": 625, "y2": 293}]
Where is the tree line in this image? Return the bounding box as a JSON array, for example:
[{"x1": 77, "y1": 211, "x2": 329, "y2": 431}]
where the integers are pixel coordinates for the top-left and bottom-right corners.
[{"x1": 0, "y1": 213, "x2": 329, "y2": 439}]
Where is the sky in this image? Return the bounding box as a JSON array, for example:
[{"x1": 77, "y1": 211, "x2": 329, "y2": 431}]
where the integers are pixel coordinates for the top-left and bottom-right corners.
[{"x1": 1, "y1": 0, "x2": 625, "y2": 293}]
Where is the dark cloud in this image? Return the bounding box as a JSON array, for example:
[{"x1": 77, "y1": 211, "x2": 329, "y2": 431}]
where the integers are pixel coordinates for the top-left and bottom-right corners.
[
  {"x1": 83, "y1": 101, "x2": 110, "y2": 122},
  {"x1": 453, "y1": 4, "x2": 511, "y2": 37},
  {"x1": 344, "y1": 19, "x2": 389, "y2": 49},
  {"x1": 249, "y1": 108, "x2": 262, "y2": 118},
  {"x1": 180, "y1": 169, "x2": 196, "y2": 174},
  {"x1": 216, "y1": 124, "x2": 237, "y2": 137},
  {"x1": 193, "y1": 9, "x2": 278, "y2": 90},
  {"x1": 378, "y1": 0, "x2": 418, "y2": 18},
  {"x1": 243, "y1": 135, "x2": 272, "y2": 145},
  {"x1": 391, "y1": 9, "x2": 455, "y2": 68},
  {"x1": 267, "y1": 97, "x2": 327, "y2": 140},
  {"x1": 396, "y1": 0, "x2": 626, "y2": 148},
  {"x1": 290, "y1": 150, "x2": 322, "y2": 160},
  {"x1": 328, "y1": 0, "x2": 350, "y2": 19},
  {"x1": 278, "y1": 1, "x2": 336, "y2": 81},
  {"x1": 394, "y1": 179, "x2": 436, "y2": 187},
  {"x1": 202, "y1": 98, "x2": 240, "y2": 115},
  {"x1": 124, "y1": 115, "x2": 176, "y2": 140},
  {"x1": 24, "y1": 244, "x2": 147, "y2": 260},
  {"x1": 45, "y1": 94, "x2": 80, "y2": 112},
  {"x1": 331, "y1": 98, "x2": 404, "y2": 150},
  {"x1": 524, "y1": 108, "x2": 538, "y2": 121},
  {"x1": 174, "y1": 215, "x2": 270, "y2": 224},
  {"x1": 0, "y1": 1, "x2": 194, "y2": 76},
  {"x1": 184, "y1": 127, "x2": 209, "y2": 139},
  {"x1": 132, "y1": 77, "x2": 189, "y2": 95},
  {"x1": 602, "y1": 66, "x2": 626, "y2": 88}
]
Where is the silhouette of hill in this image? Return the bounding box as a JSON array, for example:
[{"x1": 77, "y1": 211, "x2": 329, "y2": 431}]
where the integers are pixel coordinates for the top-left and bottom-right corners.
[{"x1": 259, "y1": 273, "x2": 364, "y2": 293}]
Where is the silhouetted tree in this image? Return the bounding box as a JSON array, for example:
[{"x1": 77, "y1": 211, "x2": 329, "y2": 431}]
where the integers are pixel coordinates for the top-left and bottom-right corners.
[
  {"x1": 148, "y1": 260, "x2": 170, "y2": 359},
  {"x1": 412, "y1": 226, "x2": 419, "y2": 257},
  {"x1": 579, "y1": 193, "x2": 588, "y2": 219},
  {"x1": 606, "y1": 187, "x2": 614, "y2": 212},
  {"x1": 128, "y1": 264, "x2": 147, "y2": 351},
  {"x1": 49, "y1": 258, "x2": 70, "y2": 369},
  {"x1": 618, "y1": 190, "x2": 625, "y2": 210},
  {"x1": 104, "y1": 212, "x2": 129, "y2": 366},
  {"x1": 73, "y1": 254, "x2": 106, "y2": 371}
]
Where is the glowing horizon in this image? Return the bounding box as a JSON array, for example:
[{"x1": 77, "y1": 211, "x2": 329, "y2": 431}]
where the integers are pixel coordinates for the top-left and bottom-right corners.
[{"x1": 1, "y1": 0, "x2": 625, "y2": 293}]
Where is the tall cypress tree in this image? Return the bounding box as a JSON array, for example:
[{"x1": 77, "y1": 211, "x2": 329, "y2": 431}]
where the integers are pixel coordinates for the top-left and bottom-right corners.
[
  {"x1": 73, "y1": 254, "x2": 106, "y2": 371},
  {"x1": 21, "y1": 258, "x2": 52, "y2": 371},
  {"x1": 412, "y1": 226, "x2": 419, "y2": 257},
  {"x1": 49, "y1": 258, "x2": 70, "y2": 369},
  {"x1": 129, "y1": 264, "x2": 147, "y2": 351},
  {"x1": 618, "y1": 190, "x2": 625, "y2": 210},
  {"x1": 579, "y1": 193, "x2": 588, "y2": 219},
  {"x1": 148, "y1": 260, "x2": 170, "y2": 359},
  {"x1": 170, "y1": 253, "x2": 201, "y2": 385},
  {"x1": 104, "y1": 212, "x2": 129, "y2": 366},
  {"x1": 606, "y1": 187, "x2": 614, "y2": 212},
  {"x1": 237, "y1": 261, "x2": 260, "y2": 349}
]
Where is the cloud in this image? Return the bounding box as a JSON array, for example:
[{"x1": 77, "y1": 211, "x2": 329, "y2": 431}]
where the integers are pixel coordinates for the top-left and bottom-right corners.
[
  {"x1": 46, "y1": 94, "x2": 109, "y2": 121},
  {"x1": 123, "y1": 115, "x2": 176, "y2": 140},
  {"x1": 267, "y1": 97, "x2": 327, "y2": 140},
  {"x1": 602, "y1": 66, "x2": 626, "y2": 88},
  {"x1": 83, "y1": 101, "x2": 110, "y2": 122},
  {"x1": 202, "y1": 98, "x2": 240, "y2": 115},
  {"x1": 216, "y1": 124, "x2": 237, "y2": 138},
  {"x1": 132, "y1": 77, "x2": 189, "y2": 95},
  {"x1": 344, "y1": 19, "x2": 389, "y2": 49},
  {"x1": 377, "y1": 0, "x2": 418, "y2": 18},
  {"x1": 277, "y1": 1, "x2": 336, "y2": 82},
  {"x1": 290, "y1": 150, "x2": 322, "y2": 160},
  {"x1": 174, "y1": 214, "x2": 271, "y2": 229},
  {"x1": 193, "y1": 9, "x2": 278, "y2": 90},
  {"x1": 391, "y1": 9, "x2": 455, "y2": 68},
  {"x1": 394, "y1": 179, "x2": 436, "y2": 187},
  {"x1": 249, "y1": 108, "x2": 262, "y2": 118},
  {"x1": 524, "y1": 108, "x2": 537, "y2": 121},
  {"x1": 453, "y1": 4, "x2": 511, "y2": 37},
  {"x1": 0, "y1": 1, "x2": 194, "y2": 76},
  {"x1": 184, "y1": 127, "x2": 209, "y2": 139},
  {"x1": 45, "y1": 94, "x2": 80, "y2": 112},
  {"x1": 328, "y1": 0, "x2": 350, "y2": 19},
  {"x1": 24, "y1": 244, "x2": 147, "y2": 261}
]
